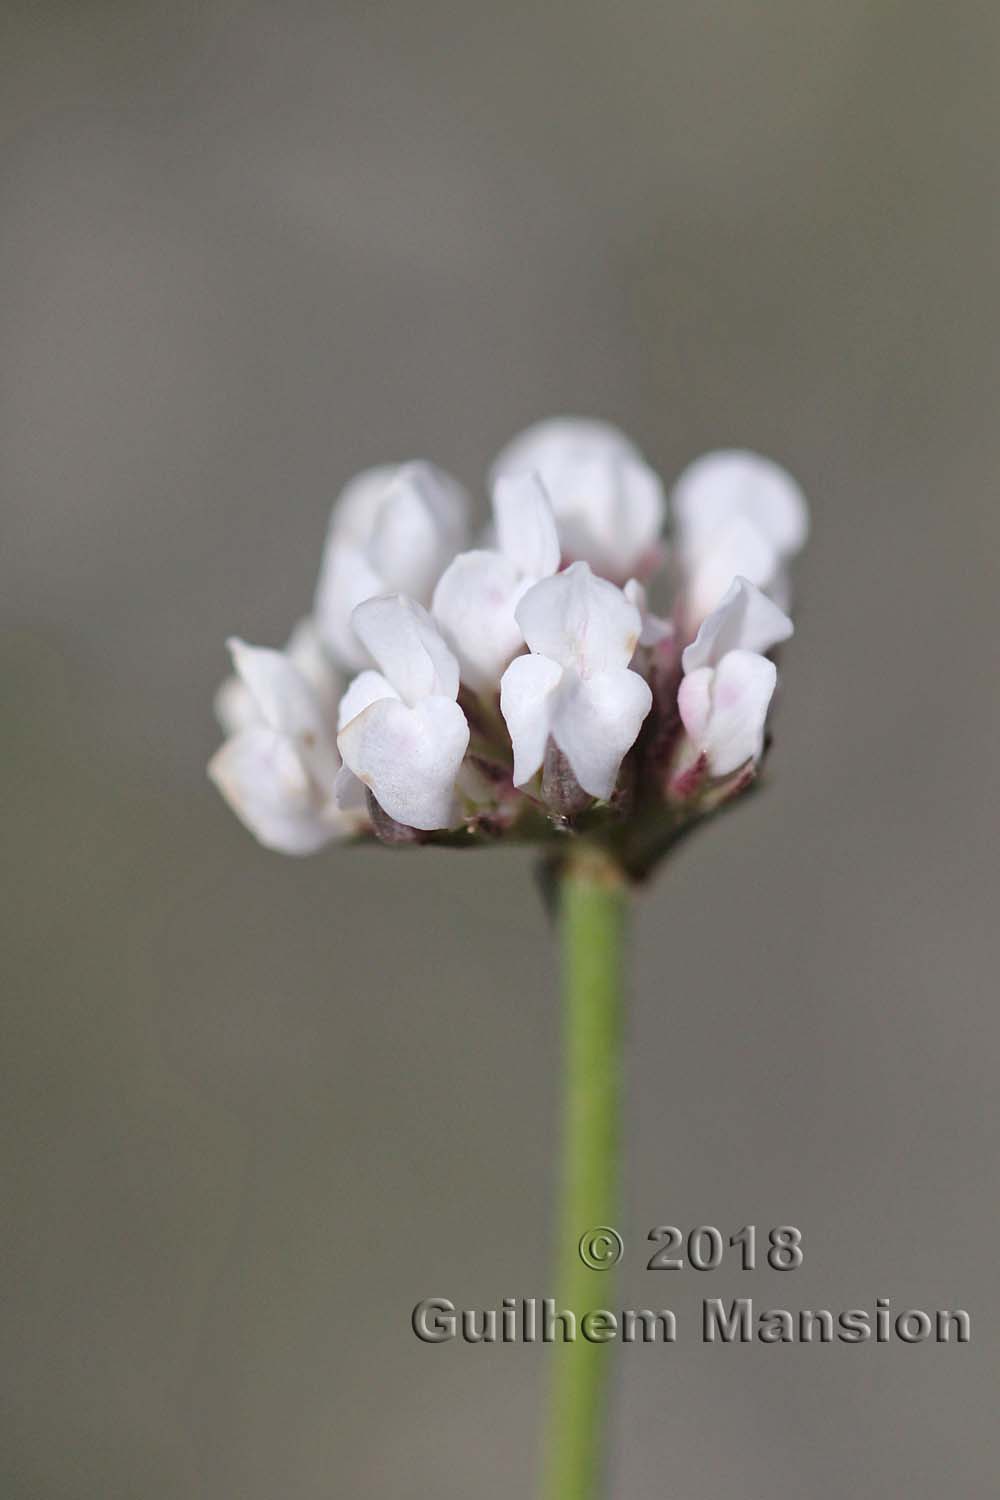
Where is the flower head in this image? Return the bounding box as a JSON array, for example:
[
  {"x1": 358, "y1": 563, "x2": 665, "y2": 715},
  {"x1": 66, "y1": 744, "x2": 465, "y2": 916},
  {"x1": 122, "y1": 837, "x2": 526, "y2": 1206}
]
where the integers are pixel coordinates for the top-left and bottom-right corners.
[{"x1": 210, "y1": 418, "x2": 809, "y2": 878}]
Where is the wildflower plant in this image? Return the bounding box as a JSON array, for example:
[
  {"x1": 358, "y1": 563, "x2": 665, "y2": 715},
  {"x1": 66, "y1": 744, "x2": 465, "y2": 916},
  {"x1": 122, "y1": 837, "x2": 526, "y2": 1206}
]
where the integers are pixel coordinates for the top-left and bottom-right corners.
[{"x1": 210, "y1": 418, "x2": 808, "y2": 1499}]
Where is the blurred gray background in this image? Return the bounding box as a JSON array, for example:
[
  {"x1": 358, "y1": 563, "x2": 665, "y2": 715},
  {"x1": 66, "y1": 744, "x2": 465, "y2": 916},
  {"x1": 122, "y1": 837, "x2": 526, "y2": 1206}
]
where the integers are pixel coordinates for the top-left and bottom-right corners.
[{"x1": 3, "y1": 2, "x2": 998, "y2": 1495}]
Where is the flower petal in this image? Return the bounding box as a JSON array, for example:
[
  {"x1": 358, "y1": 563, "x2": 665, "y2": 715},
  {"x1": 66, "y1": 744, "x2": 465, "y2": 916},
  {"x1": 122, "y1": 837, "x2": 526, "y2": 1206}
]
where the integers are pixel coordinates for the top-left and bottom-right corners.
[
  {"x1": 227, "y1": 638, "x2": 317, "y2": 733},
  {"x1": 551, "y1": 668, "x2": 652, "y2": 800},
  {"x1": 227, "y1": 638, "x2": 341, "y2": 791},
  {"x1": 682, "y1": 576, "x2": 793, "y2": 673},
  {"x1": 431, "y1": 549, "x2": 526, "y2": 691},
  {"x1": 284, "y1": 618, "x2": 343, "y2": 728},
  {"x1": 491, "y1": 416, "x2": 642, "y2": 480},
  {"x1": 514, "y1": 561, "x2": 642, "y2": 676},
  {"x1": 493, "y1": 471, "x2": 560, "y2": 579},
  {"x1": 313, "y1": 538, "x2": 384, "y2": 670},
  {"x1": 677, "y1": 650, "x2": 777, "y2": 776},
  {"x1": 683, "y1": 515, "x2": 780, "y2": 623},
  {"x1": 214, "y1": 674, "x2": 259, "y2": 738},
  {"x1": 314, "y1": 463, "x2": 467, "y2": 667},
  {"x1": 367, "y1": 462, "x2": 469, "y2": 602},
  {"x1": 549, "y1": 455, "x2": 665, "y2": 581},
  {"x1": 337, "y1": 669, "x2": 400, "y2": 730},
  {"x1": 499, "y1": 652, "x2": 564, "y2": 786},
  {"x1": 208, "y1": 727, "x2": 344, "y2": 855},
  {"x1": 337, "y1": 695, "x2": 469, "y2": 830},
  {"x1": 328, "y1": 465, "x2": 402, "y2": 545},
  {"x1": 672, "y1": 449, "x2": 808, "y2": 560},
  {"x1": 491, "y1": 419, "x2": 661, "y2": 581},
  {"x1": 215, "y1": 619, "x2": 341, "y2": 738},
  {"x1": 350, "y1": 594, "x2": 460, "y2": 705}
]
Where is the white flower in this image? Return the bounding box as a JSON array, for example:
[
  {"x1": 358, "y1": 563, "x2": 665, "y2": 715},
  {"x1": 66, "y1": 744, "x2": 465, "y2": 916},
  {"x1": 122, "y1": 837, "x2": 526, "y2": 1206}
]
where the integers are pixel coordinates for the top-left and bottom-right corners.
[
  {"x1": 214, "y1": 618, "x2": 341, "y2": 737},
  {"x1": 499, "y1": 561, "x2": 653, "y2": 800},
  {"x1": 314, "y1": 462, "x2": 468, "y2": 670},
  {"x1": 672, "y1": 450, "x2": 808, "y2": 623},
  {"x1": 336, "y1": 595, "x2": 470, "y2": 830},
  {"x1": 676, "y1": 577, "x2": 793, "y2": 777},
  {"x1": 681, "y1": 575, "x2": 793, "y2": 673},
  {"x1": 431, "y1": 472, "x2": 560, "y2": 691},
  {"x1": 209, "y1": 638, "x2": 358, "y2": 855},
  {"x1": 491, "y1": 417, "x2": 665, "y2": 584}
]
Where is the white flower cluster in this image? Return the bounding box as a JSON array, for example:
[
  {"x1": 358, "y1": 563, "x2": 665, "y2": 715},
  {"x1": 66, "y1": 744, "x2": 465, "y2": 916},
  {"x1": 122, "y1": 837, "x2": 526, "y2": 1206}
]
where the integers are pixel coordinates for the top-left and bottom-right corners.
[{"x1": 209, "y1": 419, "x2": 808, "y2": 862}]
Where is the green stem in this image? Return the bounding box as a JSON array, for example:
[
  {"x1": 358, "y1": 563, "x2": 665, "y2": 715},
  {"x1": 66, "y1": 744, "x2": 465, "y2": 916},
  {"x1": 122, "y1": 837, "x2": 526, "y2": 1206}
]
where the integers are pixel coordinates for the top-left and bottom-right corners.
[{"x1": 543, "y1": 846, "x2": 627, "y2": 1500}]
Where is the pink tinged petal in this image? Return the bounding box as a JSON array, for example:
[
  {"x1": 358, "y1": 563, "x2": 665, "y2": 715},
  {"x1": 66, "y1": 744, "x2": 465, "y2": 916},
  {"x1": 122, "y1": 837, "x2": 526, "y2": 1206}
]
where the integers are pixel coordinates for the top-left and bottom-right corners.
[
  {"x1": 551, "y1": 668, "x2": 653, "y2": 801},
  {"x1": 514, "y1": 561, "x2": 642, "y2": 677},
  {"x1": 208, "y1": 728, "x2": 343, "y2": 855},
  {"x1": 669, "y1": 749, "x2": 709, "y2": 802},
  {"x1": 493, "y1": 472, "x2": 561, "y2": 579},
  {"x1": 313, "y1": 537, "x2": 383, "y2": 670},
  {"x1": 672, "y1": 449, "x2": 809, "y2": 560},
  {"x1": 431, "y1": 550, "x2": 526, "y2": 691},
  {"x1": 678, "y1": 650, "x2": 777, "y2": 777},
  {"x1": 676, "y1": 666, "x2": 713, "y2": 742},
  {"x1": 336, "y1": 695, "x2": 469, "y2": 830},
  {"x1": 367, "y1": 462, "x2": 469, "y2": 602},
  {"x1": 682, "y1": 576, "x2": 793, "y2": 673},
  {"x1": 337, "y1": 669, "x2": 400, "y2": 730},
  {"x1": 499, "y1": 653, "x2": 565, "y2": 786},
  {"x1": 350, "y1": 594, "x2": 459, "y2": 705}
]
